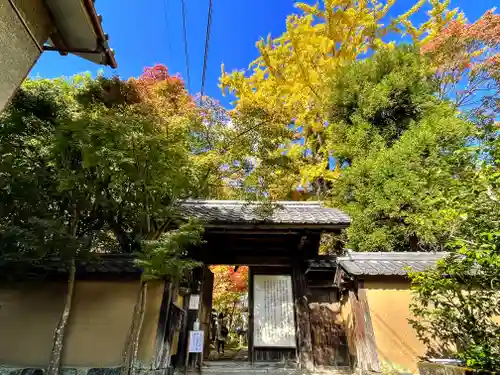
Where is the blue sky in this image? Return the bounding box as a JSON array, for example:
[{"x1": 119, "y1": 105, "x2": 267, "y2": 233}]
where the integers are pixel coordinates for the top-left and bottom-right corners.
[{"x1": 30, "y1": 0, "x2": 498, "y2": 108}]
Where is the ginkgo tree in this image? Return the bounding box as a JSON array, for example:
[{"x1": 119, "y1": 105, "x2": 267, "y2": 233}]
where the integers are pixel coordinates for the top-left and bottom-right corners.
[{"x1": 220, "y1": 0, "x2": 465, "y2": 199}]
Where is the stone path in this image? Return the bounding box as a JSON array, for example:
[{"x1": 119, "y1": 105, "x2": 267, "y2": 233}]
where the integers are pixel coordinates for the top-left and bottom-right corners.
[{"x1": 206, "y1": 343, "x2": 249, "y2": 361}]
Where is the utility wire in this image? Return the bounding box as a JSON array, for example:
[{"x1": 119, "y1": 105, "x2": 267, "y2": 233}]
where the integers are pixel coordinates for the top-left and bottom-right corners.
[
  {"x1": 180, "y1": 0, "x2": 191, "y2": 92},
  {"x1": 162, "y1": 0, "x2": 173, "y2": 58},
  {"x1": 200, "y1": 0, "x2": 213, "y2": 104}
]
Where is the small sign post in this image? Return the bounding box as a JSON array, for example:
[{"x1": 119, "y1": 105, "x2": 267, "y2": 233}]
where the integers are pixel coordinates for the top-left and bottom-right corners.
[
  {"x1": 188, "y1": 330, "x2": 204, "y2": 353},
  {"x1": 184, "y1": 330, "x2": 204, "y2": 374}
]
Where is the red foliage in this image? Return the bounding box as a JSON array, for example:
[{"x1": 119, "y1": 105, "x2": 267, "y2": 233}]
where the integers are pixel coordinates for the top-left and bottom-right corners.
[
  {"x1": 228, "y1": 266, "x2": 249, "y2": 292},
  {"x1": 210, "y1": 265, "x2": 249, "y2": 294},
  {"x1": 423, "y1": 9, "x2": 500, "y2": 53},
  {"x1": 422, "y1": 9, "x2": 500, "y2": 111},
  {"x1": 422, "y1": 9, "x2": 500, "y2": 63},
  {"x1": 133, "y1": 64, "x2": 195, "y2": 114},
  {"x1": 139, "y1": 64, "x2": 185, "y2": 86}
]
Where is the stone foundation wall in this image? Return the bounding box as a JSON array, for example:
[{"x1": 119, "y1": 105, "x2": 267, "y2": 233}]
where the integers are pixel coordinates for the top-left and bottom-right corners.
[
  {"x1": 0, "y1": 368, "x2": 120, "y2": 375},
  {"x1": 0, "y1": 365, "x2": 172, "y2": 375}
]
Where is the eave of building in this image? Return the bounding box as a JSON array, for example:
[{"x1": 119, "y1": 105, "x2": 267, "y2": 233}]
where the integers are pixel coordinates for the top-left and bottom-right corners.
[
  {"x1": 202, "y1": 223, "x2": 349, "y2": 231},
  {"x1": 337, "y1": 251, "x2": 447, "y2": 277},
  {"x1": 44, "y1": 0, "x2": 117, "y2": 68},
  {"x1": 179, "y1": 200, "x2": 351, "y2": 231}
]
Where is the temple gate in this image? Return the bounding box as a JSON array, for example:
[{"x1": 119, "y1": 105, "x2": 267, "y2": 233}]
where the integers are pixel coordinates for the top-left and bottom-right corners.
[{"x1": 175, "y1": 200, "x2": 351, "y2": 371}]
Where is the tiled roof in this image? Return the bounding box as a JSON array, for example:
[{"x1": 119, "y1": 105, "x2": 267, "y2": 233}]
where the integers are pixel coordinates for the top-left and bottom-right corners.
[
  {"x1": 0, "y1": 256, "x2": 139, "y2": 280},
  {"x1": 337, "y1": 252, "x2": 447, "y2": 276},
  {"x1": 179, "y1": 200, "x2": 350, "y2": 226}
]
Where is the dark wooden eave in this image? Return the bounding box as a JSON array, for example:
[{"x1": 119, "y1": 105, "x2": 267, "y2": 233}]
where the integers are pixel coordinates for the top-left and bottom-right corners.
[{"x1": 190, "y1": 227, "x2": 325, "y2": 266}]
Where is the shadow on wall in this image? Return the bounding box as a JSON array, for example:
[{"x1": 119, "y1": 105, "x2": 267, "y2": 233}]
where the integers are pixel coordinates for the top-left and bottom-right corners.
[
  {"x1": 372, "y1": 311, "x2": 420, "y2": 360},
  {"x1": 340, "y1": 288, "x2": 423, "y2": 373},
  {"x1": 371, "y1": 311, "x2": 421, "y2": 372}
]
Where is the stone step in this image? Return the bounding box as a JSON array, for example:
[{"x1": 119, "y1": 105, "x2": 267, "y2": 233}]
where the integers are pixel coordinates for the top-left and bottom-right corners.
[
  {"x1": 187, "y1": 372, "x2": 352, "y2": 375},
  {"x1": 195, "y1": 363, "x2": 353, "y2": 375},
  {"x1": 201, "y1": 371, "x2": 352, "y2": 374}
]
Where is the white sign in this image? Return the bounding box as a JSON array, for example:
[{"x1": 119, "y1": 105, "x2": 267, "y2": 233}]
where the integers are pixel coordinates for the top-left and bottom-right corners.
[
  {"x1": 253, "y1": 274, "x2": 296, "y2": 348},
  {"x1": 188, "y1": 294, "x2": 200, "y2": 310},
  {"x1": 188, "y1": 330, "x2": 204, "y2": 353}
]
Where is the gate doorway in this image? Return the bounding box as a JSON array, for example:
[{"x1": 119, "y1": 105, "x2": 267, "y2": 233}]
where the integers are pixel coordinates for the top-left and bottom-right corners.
[
  {"x1": 205, "y1": 265, "x2": 249, "y2": 362},
  {"x1": 195, "y1": 263, "x2": 303, "y2": 368}
]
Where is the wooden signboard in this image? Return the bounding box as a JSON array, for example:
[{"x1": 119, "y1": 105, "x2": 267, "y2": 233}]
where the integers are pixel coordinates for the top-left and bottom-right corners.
[
  {"x1": 188, "y1": 294, "x2": 200, "y2": 310},
  {"x1": 253, "y1": 274, "x2": 296, "y2": 348}
]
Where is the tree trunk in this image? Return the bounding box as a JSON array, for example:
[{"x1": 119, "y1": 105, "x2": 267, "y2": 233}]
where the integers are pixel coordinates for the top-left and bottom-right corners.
[
  {"x1": 131, "y1": 282, "x2": 148, "y2": 375},
  {"x1": 229, "y1": 301, "x2": 236, "y2": 331},
  {"x1": 121, "y1": 282, "x2": 145, "y2": 375},
  {"x1": 47, "y1": 259, "x2": 76, "y2": 375}
]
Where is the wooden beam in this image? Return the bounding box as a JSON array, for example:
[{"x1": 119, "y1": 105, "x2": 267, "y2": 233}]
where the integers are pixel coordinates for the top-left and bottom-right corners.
[
  {"x1": 203, "y1": 223, "x2": 348, "y2": 231},
  {"x1": 207, "y1": 230, "x2": 303, "y2": 235},
  {"x1": 292, "y1": 260, "x2": 314, "y2": 370},
  {"x1": 202, "y1": 247, "x2": 298, "y2": 254},
  {"x1": 194, "y1": 255, "x2": 295, "y2": 266},
  {"x1": 349, "y1": 282, "x2": 380, "y2": 372}
]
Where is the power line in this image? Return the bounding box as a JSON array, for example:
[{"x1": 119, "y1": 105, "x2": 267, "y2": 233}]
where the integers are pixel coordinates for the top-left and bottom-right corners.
[
  {"x1": 180, "y1": 0, "x2": 191, "y2": 92},
  {"x1": 162, "y1": 0, "x2": 173, "y2": 58},
  {"x1": 200, "y1": 0, "x2": 213, "y2": 103}
]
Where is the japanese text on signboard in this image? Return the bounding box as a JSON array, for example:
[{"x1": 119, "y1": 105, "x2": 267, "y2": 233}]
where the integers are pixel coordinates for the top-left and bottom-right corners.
[{"x1": 188, "y1": 330, "x2": 204, "y2": 353}]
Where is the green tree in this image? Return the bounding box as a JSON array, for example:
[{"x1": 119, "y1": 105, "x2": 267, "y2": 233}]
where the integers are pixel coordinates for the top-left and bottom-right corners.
[
  {"x1": 326, "y1": 47, "x2": 475, "y2": 252},
  {"x1": 0, "y1": 78, "x2": 84, "y2": 268},
  {"x1": 0, "y1": 66, "x2": 217, "y2": 375},
  {"x1": 409, "y1": 168, "x2": 500, "y2": 369},
  {"x1": 408, "y1": 117, "x2": 500, "y2": 370},
  {"x1": 57, "y1": 71, "x2": 208, "y2": 375},
  {"x1": 409, "y1": 235, "x2": 500, "y2": 370}
]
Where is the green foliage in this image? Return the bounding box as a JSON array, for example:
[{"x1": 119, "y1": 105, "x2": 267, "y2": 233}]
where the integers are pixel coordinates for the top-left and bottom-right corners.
[
  {"x1": 137, "y1": 220, "x2": 203, "y2": 281},
  {"x1": 326, "y1": 45, "x2": 437, "y2": 164},
  {"x1": 457, "y1": 344, "x2": 500, "y2": 371},
  {"x1": 409, "y1": 235, "x2": 500, "y2": 370},
  {"x1": 0, "y1": 78, "x2": 87, "y2": 266},
  {"x1": 0, "y1": 68, "x2": 222, "y2": 281},
  {"x1": 328, "y1": 47, "x2": 474, "y2": 251},
  {"x1": 409, "y1": 131, "x2": 500, "y2": 370}
]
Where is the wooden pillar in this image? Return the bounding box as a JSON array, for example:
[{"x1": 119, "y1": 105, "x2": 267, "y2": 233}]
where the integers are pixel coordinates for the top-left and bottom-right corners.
[
  {"x1": 197, "y1": 266, "x2": 214, "y2": 366},
  {"x1": 176, "y1": 289, "x2": 191, "y2": 370},
  {"x1": 153, "y1": 281, "x2": 173, "y2": 368},
  {"x1": 248, "y1": 266, "x2": 255, "y2": 365},
  {"x1": 349, "y1": 281, "x2": 380, "y2": 372},
  {"x1": 292, "y1": 260, "x2": 314, "y2": 370}
]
